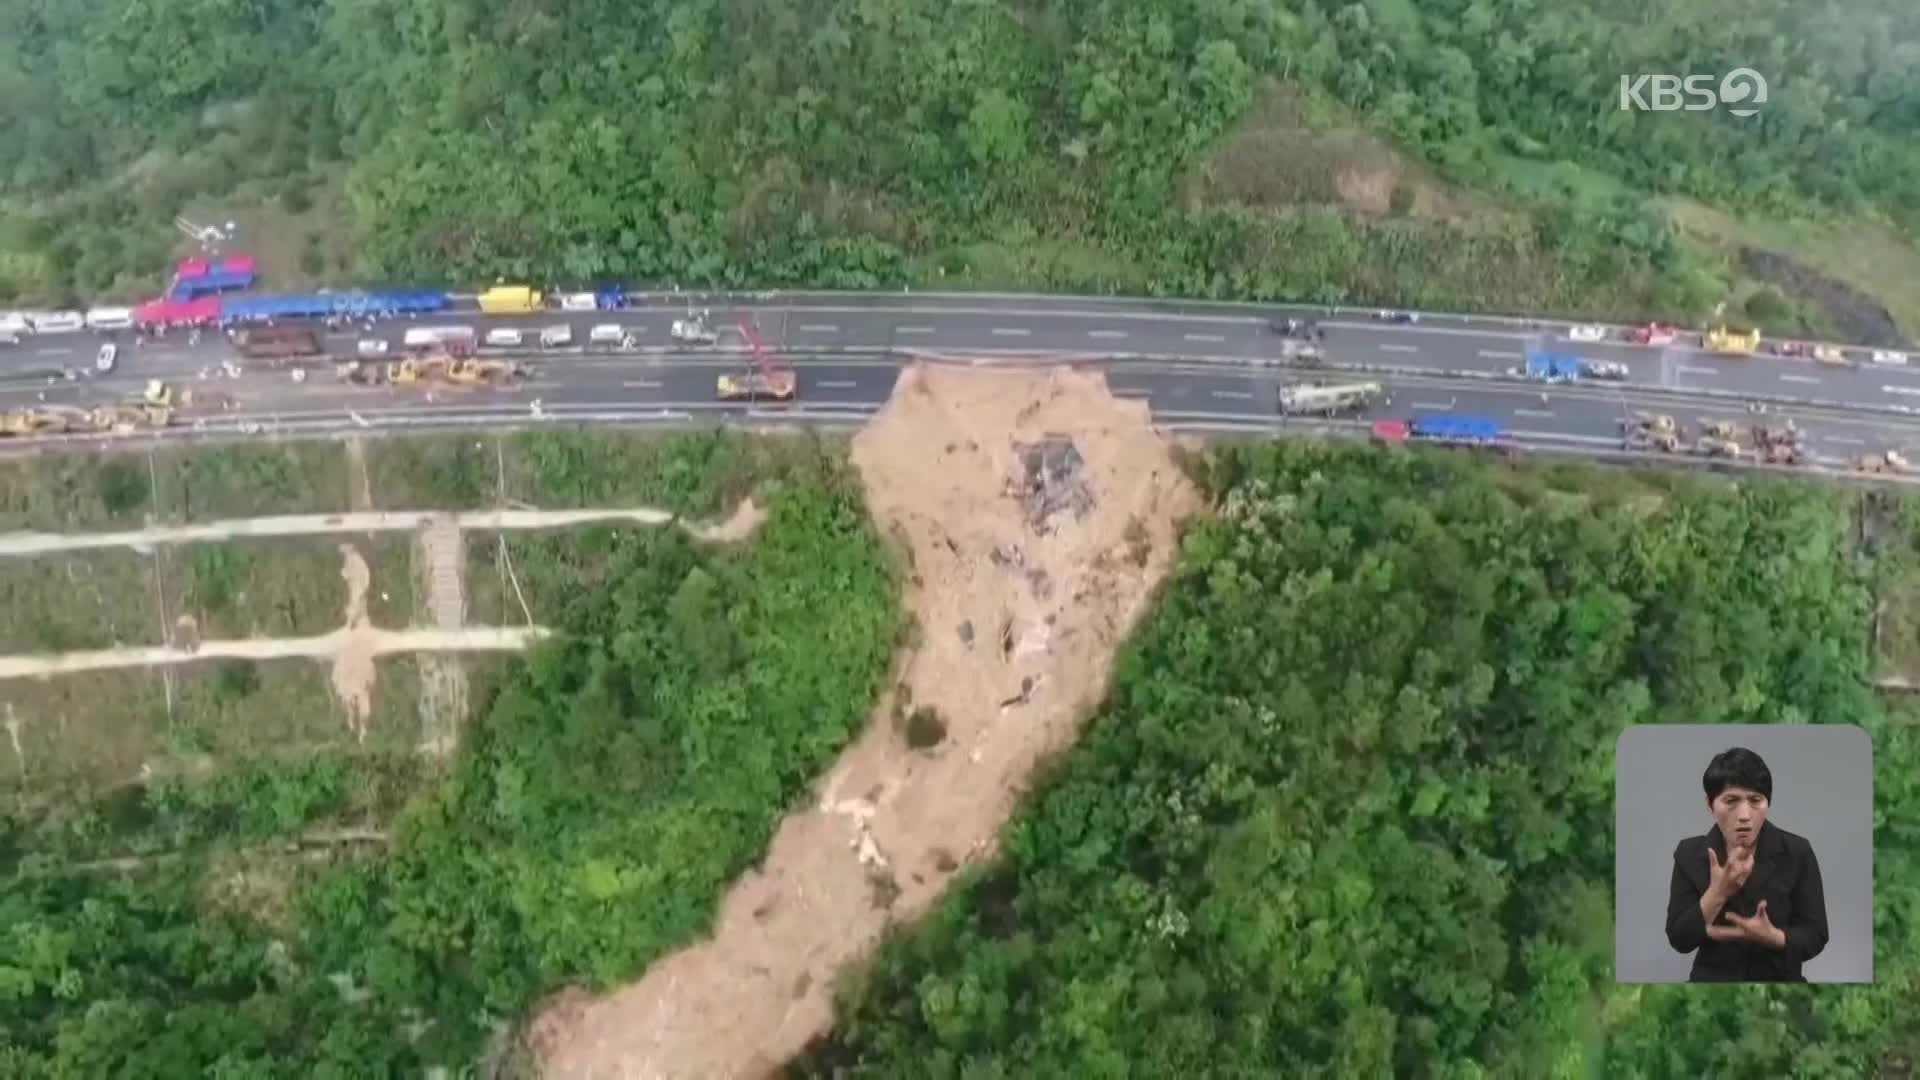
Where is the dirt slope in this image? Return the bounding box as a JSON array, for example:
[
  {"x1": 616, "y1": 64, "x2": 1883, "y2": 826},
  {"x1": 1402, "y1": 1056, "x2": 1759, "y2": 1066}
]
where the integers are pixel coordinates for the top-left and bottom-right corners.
[{"x1": 530, "y1": 363, "x2": 1202, "y2": 1078}]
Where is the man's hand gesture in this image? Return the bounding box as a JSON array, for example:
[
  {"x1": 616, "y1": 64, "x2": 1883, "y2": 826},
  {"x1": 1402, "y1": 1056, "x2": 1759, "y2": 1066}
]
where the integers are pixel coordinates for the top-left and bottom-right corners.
[{"x1": 1706, "y1": 899, "x2": 1787, "y2": 949}]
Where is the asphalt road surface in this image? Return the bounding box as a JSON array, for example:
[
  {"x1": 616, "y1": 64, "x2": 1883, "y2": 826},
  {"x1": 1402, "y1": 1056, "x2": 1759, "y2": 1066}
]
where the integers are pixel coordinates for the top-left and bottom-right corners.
[{"x1": 3, "y1": 293, "x2": 1920, "y2": 468}]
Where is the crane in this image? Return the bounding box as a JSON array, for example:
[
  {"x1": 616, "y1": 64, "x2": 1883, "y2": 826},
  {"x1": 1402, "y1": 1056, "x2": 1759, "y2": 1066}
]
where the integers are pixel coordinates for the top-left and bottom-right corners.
[{"x1": 717, "y1": 318, "x2": 799, "y2": 401}]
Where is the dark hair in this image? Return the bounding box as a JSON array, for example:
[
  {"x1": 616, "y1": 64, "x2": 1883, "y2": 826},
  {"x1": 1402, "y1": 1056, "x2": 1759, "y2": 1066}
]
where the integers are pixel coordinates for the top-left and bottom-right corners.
[{"x1": 1703, "y1": 747, "x2": 1773, "y2": 802}]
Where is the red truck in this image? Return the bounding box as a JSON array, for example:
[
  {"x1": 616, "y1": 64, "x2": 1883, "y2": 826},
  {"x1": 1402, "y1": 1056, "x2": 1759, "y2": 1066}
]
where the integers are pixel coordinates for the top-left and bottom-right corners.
[{"x1": 233, "y1": 325, "x2": 322, "y2": 362}]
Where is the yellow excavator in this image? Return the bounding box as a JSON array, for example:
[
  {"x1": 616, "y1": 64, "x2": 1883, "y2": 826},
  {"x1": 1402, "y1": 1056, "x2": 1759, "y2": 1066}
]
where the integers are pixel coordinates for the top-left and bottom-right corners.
[{"x1": 337, "y1": 353, "x2": 519, "y2": 387}]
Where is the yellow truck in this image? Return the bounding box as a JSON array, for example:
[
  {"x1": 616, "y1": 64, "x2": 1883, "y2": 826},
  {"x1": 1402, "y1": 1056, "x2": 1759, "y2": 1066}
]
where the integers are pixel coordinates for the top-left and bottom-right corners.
[
  {"x1": 477, "y1": 285, "x2": 544, "y2": 315},
  {"x1": 1706, "y1": 323, "x2": 1761, "y2": 355}
]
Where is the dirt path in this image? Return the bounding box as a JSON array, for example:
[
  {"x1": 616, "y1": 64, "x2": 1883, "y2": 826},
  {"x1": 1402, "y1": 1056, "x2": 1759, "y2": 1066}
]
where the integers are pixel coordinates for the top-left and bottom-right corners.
[
  {"x1": 530, "y1": 364, "x2": 1202, "y2": 1078},
  {"x1": 416, "y1": 515, "x2": 469, "y2": 756},
  {"x1": 0, "y1": 625, "x2": 544, "y2": 680},
  {"x1": 0, "y1": 508, "x2": 679, "y2": 557}
]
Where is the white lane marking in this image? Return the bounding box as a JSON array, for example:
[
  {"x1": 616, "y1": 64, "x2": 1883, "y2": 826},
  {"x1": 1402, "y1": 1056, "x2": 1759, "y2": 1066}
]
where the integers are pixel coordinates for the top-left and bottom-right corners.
[
  {"x1": 1828, "y1": 436, "x2": 1866, "y2": 446},
  {"x1": 1678, "y1": 365, "x2": 1717, "y2": 376},
  {"x1": 1185, "y1": 333, "x2": 1226, "y2": 343},
  {"x1": 1380, "y1": 344, "x2": 1419, "y2": 353},
  {"x1": 992, "y1": 327, "x2": 1031, "y2": 337},
  {"x1": 1510, "y1": 430, "x2": 1622, "y2": 446},
  {"x1": 817, "y1": 380, "x2": 858, "y2": 389},
  {"x1": 797, "y1": 324, "x2": 838, "y2": 333},
  {"x1": 1478, "y1": 349, "x2": 1522, "y2": 359},
  {"x1": 1885, "y1": 386, "x2": 1920, "y2": 397},
  {"x1": 1514, "y1": 408, "x2": 1556, "y2": 418},
  {"x1": 1089, "y1": 330, "x2": 1128, "y2": 339},
  {"x1": 1410, "y1": 401, "x2": 1454, "y2": 411},
  {"x1": 1780, "y1": 374, "x2": 1821, "y2": 384},
  {"x1": 34, "y1": 348, "x2": 72, "y2": 357},
  {"x1": 1211, "y1": 389, "x2": 1255, "y2": 401},
  {"x1": 1111, "y1": 387, "x2": 1153, "y2": 398},
  {"x1": 621, "y1": 380, "x2": 663, "y2": 389},
  {"x1": 896, "y1": 326, "x2": 933, "y2": 334}
]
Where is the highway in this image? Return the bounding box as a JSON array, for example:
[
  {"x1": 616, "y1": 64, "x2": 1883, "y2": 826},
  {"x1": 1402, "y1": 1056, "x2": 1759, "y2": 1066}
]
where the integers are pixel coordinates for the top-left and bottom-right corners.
[{"x1": 4, "y1": 292, "x2": 1920, "y2": 469}]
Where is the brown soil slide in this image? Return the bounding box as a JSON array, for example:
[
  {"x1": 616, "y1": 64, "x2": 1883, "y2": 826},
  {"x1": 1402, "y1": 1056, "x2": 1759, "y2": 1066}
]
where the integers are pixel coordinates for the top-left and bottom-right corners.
[{"x1": 530, "y1": 363, "x2": 1202, "y2": 1078}]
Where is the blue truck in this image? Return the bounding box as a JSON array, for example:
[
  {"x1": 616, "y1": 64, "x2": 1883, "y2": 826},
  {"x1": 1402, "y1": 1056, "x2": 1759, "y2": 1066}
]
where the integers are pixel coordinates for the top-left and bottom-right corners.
[{"x1": 1410, "y1": 414, "x2": 1507, "y2": 445}]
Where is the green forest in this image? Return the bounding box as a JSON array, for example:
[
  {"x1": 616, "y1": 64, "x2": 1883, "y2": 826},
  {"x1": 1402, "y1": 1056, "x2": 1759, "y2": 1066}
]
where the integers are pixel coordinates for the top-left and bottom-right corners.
[
  {"x1": 0, "y1": 443, "x2": 902, "y2": 1074},
  {"x1": 5, "y1": 432, "x2": 1918, "y2": 1074},
  {"x1": 4, "y1": 0, "x2": 1919, "y2": 337},
  {"x1": 796, "y1": 445, "x2": 1920, "y2": 1078}
]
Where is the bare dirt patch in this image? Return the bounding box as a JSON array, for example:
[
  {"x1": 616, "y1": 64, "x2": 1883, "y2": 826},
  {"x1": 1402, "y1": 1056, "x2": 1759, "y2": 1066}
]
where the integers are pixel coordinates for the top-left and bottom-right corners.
[
  {"x1": 529, "y1": 363, "x2": 1203, "y2": 1079},
  {"x1": 687, "y1": 497, "x2": 766, "y2": 544},
  {"x1": 1187, "y1": 79, "x2": 1494, "y2": 223},
  {"x1": 330, "y1": 542, "x2": 378, "y2": 741}
]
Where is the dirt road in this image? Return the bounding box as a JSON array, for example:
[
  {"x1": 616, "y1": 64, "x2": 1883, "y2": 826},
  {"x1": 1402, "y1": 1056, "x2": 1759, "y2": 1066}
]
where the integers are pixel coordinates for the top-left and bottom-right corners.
[
  {"x1": 0, "y1": 508, "x2": 678, "y2": 558},
  {"x1": 0, "y1": 626, "x2": 545, "y2": 680}
]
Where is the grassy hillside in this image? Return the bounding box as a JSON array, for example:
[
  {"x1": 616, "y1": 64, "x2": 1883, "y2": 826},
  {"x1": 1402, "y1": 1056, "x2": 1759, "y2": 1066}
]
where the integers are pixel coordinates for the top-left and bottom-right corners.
[
  {"x1": 796, "y1": 445, "x2": 1920, "y2": 1077},
  {"x1": 0, "y1": 436, "x2": 903, "y2": 1073},
  {"x1": 2, "y1": 1, "x2": 1916, "y2": 342}
]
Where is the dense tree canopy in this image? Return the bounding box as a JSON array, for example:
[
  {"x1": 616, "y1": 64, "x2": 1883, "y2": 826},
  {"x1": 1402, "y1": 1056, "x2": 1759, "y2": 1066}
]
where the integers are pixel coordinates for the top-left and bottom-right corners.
[
  {"x1": 3, "y1": 0, "x2": 1917, "y2": 329},
  {"x1": 796, "y1": 445, "x2": 1920, "y2": 1077}
]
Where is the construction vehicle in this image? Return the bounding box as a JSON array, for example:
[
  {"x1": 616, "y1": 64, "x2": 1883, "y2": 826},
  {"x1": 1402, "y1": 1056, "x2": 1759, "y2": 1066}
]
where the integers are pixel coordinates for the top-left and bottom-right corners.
[
  {"x1": 233, "y1": 325, "x2": 321, "y2": 361},
  {"x1": 1750, "y1": 420, "x2": 1806, "y2": 465},
  {"x1": 1276, "y1": 381, "x2": 1383, "y2": 416},
  {"x1": 444, "y1": 358, "x2": 522, "y2": 387},
  {"x1": 672, "y1": 310, "x2": 719, "y2": 345},
  {"x1": 1706, "y1": 323, "x2": 1761, "y2": 355},
  {"x1": 477, "y1": 286, "x2": 543, "y2": 315},
  {"x1": 1273, "y1": 338, "x2": 1325, "y2": 366},
  {"x1": 1622, "y1": 412, "x2": 1681, "y2": 452},
  {"x1": 1813, "y1": 345, "x2": 1850, "y2": 366},
  {"x1": 717, "y1": 320, "x2": 798, "y2": 401},
  {"x1": 1700, "y1": 419, "x2": 1741, "y2": 441},
  {"x1": 1855, "y1": 450, "x2": 1916, "y2": 475},
  {"x1": 1696, "y1": 436, "x2": 1743, "y2": 459}
]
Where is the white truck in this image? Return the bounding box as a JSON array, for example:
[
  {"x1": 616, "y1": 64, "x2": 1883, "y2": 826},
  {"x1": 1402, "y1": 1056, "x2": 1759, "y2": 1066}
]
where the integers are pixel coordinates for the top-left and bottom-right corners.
[
  {"x1": 540, "y1": 324, "x2": 573, "y2": 348},
  {"x1": 671, "y1": 311, "x2": 718, "y2": 344},
  {"x1": 485, "y1": 328, "x2": 524, "y2": 348},
  {"x1": 589, "y1": 324, "x2": 631, "y2": 348},
  {"x1": 1277, "y1": 381, "x2": 1383, "y2": 416},
  {"x1": 86, "y1": 306, "x2": 135, "y2": 331},
  {"x1": 559, "y1": 293, "x2": 598, "y2": 312},
  {"x1": 27, "y1": 311, "x2": 84, "y2": 334}
]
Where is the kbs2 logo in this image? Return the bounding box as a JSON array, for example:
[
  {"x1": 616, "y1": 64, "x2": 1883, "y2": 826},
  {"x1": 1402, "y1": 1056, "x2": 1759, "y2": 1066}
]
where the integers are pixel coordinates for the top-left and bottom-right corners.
[{"x1": 1619, "y1": 69, "x2": 1767, "y2": 117}]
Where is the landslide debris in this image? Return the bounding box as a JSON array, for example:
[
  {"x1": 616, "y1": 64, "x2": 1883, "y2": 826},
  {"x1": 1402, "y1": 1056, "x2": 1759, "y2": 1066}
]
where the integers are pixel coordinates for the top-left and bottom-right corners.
[{"x1": 529, "y1": 362, "x2": 1202, "y2": 1078}]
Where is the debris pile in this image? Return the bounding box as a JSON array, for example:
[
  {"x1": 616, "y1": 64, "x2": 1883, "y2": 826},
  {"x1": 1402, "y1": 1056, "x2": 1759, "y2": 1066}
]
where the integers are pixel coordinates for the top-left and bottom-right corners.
[{"x1": 1009, "y1": 434, "x2": 1095, "y2": 533}]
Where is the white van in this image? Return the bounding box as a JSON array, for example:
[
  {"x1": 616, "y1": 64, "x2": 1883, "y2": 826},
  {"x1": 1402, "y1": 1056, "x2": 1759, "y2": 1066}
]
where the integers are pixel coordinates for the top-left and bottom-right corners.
[
  {"x1": 27, "y1": 311, "x2": 84, "y2": 334},
  {"x1": 589, "y1": 324, "x2": 626, "y2": 346},
  {"x1": 485, "y1": 328, "x2": 524, "y2": 348},
  {"x1": 559, "y1": 293, "x2": 597, "y2": 312},
  {"x1": 540, "y1": 324, "x2": 573, "y2": 347},
  {"x1": 403, "y1": 326, "x2": 475, "y2": 350},
  {"x1": 86, "y1": 306, "x2": 135, "y2": 331}
]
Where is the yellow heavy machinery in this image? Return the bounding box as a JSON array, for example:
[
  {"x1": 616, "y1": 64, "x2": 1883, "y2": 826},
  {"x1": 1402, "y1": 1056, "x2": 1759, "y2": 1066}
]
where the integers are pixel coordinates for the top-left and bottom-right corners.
[
  {"x1": 718, "y1": 320, "x2": 799, "y2": 401},
  {"x1": 337, "y1": 354, "x2": 519, "y2": 388},
  {"x1": 444, "y1": 358, "x2": 522, "y2": 386},
  {"x1": 1706, "y1": 323, "x2": 1761, "y2": 355},
  {"x1": 0, "y1": 406, "x2": 89, "y2": 437},
  {"x1": 1622, "y1": 412, "x2": 1680, "y2": 452}
]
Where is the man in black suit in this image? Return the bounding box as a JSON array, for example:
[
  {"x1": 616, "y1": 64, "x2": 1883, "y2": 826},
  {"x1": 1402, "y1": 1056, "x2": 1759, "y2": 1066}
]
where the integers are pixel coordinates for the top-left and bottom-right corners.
[{"x1": 1665, "y1": 747, "x2": 1830, "y2": 982}]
